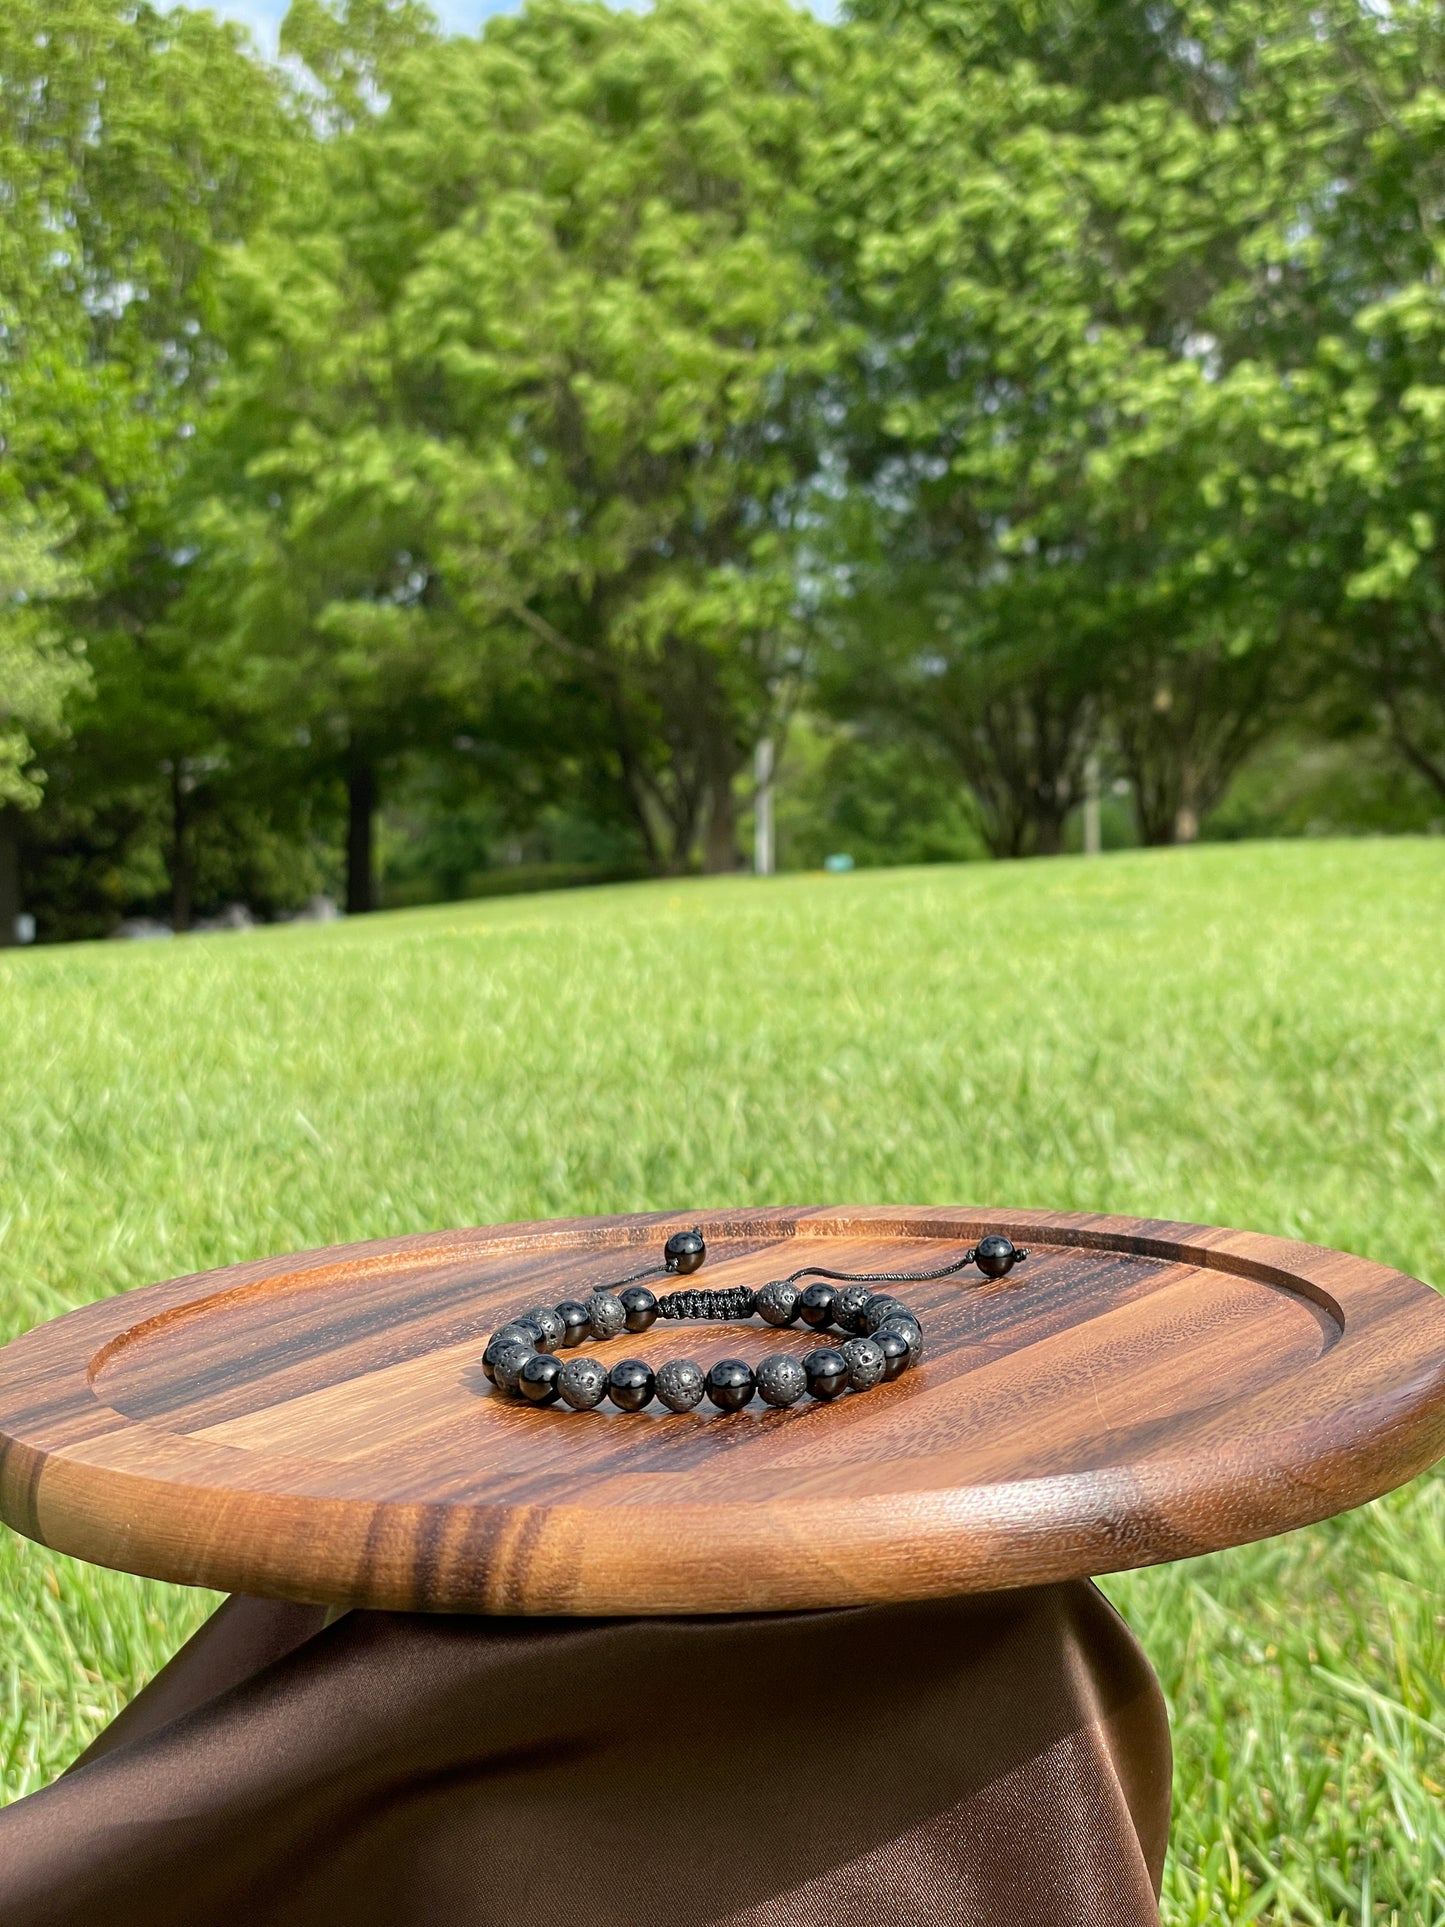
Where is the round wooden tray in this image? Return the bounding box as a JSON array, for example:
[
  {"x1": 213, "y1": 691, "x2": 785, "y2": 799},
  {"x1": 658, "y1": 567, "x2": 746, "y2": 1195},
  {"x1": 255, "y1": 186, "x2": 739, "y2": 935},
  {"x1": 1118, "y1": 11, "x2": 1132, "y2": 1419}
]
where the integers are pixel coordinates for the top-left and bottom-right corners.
[{"x1": 2, "y1": 1207, "x2": 1444, "y2": 1615}]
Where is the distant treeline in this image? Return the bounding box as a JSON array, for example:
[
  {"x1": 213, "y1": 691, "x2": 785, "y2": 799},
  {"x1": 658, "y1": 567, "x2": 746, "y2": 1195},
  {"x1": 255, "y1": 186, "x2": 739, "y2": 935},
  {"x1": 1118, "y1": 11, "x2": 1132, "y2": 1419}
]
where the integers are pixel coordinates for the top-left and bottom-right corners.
[{"x1": 3, "y1": 0, "x2": 1444, "y2": 940}]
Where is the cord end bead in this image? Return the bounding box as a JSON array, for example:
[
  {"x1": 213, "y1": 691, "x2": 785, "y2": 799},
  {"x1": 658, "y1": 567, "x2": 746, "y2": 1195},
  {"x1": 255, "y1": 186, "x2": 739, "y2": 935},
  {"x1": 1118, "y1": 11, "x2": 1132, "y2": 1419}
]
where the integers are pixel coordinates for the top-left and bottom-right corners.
[
  {"x1": 974, "y1": 1235, "x2": 1027, "y2": 1280},
  {"x1": 664, "y1": 1228, "x2": 707, "y2": 1274}
]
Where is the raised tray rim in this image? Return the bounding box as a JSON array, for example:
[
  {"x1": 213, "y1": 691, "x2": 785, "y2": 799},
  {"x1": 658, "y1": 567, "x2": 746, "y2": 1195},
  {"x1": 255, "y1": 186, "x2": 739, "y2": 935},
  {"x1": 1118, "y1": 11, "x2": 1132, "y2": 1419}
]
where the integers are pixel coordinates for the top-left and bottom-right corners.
[{"x1": 2, "y1": 1206, "x2": 1443, "y2": 1614}]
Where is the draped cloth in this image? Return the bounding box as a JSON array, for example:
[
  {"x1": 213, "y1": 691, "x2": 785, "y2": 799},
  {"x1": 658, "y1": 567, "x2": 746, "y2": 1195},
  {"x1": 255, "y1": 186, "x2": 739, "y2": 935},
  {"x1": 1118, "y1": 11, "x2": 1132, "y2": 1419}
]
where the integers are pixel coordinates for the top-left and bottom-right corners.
[{"x1": 0, "y1": 1581, "x2": 1170, "y2": 1927}]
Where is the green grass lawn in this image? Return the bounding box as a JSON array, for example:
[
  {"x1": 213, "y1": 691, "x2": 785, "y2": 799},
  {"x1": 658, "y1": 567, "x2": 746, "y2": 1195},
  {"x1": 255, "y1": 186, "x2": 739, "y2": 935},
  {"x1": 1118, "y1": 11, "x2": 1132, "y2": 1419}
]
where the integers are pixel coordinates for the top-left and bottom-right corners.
[{"x1": 3, "y1": 839, "x2": 1444, "y2": 1922}]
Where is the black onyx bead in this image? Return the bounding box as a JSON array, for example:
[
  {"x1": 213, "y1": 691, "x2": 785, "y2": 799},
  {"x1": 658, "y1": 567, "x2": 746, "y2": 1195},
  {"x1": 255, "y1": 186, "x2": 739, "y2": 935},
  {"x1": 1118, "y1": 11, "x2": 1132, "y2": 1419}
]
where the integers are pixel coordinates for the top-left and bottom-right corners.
[
  {"x1": 842, "y1": 1336, "x2": 886, "y2": 1391},
  {"x1": 586, "y1": 1291, "x2": 626, "y2": 1341},
  {"x1": 755, "y1": 1353, "x2": 807, "y2": 1408},
  {"x1": 755, "y1": 1280, "x2": 801, "y2": 1327},
  {"x1": 608, "y1": 1358, "x2": 657, "y2": 1411},
  {"x1": 559, "y1": 1355, "x2": 609, "y2": 1409},
  {"x1": 520, "y1": 1304, "x2": 565, "y2": 1352},
  {"x1": 706, "y1": 1358, "x2": 756, "y2": 1411},
  {"x1": 618, "y1": 1285, "x2": 659, "y2": 1333},
  {"x1": 862, "y1": 1294, "x2": 907, "y2": 1337},
  {"x1": 664, "y1": 1228, "x2": 707, "y2": 1275},
  {"x1": 797, "y1": 1282, "x2": 840, "y2": 1330},
  {"x1": 803, "y1": 1348, "x2": 850, "y2": 1400},
  {"x1": 876, "y1": 1329, "x2": 912, "y2": 1381},
  {"x1": 655, "y1": 1358, "x2": 706, "y2": 1412},
  {"x1": 832, "y1": 1284, "x2": 874, "y2": 1334},
  {"x1": 975, "y1": 1235, "x2": 1020, "y2": 1280},
  {"x1": 555, "y1": 1301, "x2": 593, "y2": 1348},
  {"x1": 518, "y1": 1353, "x2": 563, "y2": 1404},
  {"x1": 491, "y1": 1339, "x2": 535, "y2": 1394}
]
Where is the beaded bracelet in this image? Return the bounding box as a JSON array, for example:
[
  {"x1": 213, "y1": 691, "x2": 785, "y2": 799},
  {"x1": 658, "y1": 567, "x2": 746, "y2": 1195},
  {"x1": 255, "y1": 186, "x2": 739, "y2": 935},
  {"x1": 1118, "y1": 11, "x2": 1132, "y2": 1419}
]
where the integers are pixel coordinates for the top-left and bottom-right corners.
[{"x1": 481, "y1": 1227, "x2": 1028, "y2": 1415}]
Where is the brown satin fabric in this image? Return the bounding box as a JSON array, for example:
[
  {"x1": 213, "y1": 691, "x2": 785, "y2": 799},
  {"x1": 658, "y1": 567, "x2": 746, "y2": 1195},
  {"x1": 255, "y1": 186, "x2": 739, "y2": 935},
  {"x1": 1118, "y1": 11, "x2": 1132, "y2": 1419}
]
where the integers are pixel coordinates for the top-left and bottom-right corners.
[{"x1": 0, "y1": 1581, "x2": 1170, "y2": 1927}]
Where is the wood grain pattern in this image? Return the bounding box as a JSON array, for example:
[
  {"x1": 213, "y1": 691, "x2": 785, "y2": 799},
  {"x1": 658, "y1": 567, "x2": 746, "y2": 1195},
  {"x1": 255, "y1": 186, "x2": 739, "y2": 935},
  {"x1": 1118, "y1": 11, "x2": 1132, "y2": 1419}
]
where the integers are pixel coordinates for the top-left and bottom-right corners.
[{"x1": 2, "y1": 1208, "x2": 1444, "y2": 1614}]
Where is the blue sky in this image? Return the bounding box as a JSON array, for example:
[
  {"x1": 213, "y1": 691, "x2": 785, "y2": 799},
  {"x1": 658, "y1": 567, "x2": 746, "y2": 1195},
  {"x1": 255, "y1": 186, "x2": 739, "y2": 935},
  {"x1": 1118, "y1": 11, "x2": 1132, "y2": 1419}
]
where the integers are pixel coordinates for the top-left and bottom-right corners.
[
  {"x1": 211, "y1": 1, "x2": 519, "y2": 56},
  {"x1": 209, "y1": 0, "x2": 834, "y2": 55}
]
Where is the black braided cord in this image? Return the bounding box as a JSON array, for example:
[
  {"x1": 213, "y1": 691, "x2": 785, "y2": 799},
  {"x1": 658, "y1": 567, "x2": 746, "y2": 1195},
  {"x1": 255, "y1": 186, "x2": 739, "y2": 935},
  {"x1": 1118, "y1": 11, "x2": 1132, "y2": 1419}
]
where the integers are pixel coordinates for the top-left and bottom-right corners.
[
  {"x1": 596, "y1": 1260, "x2": 669, "y2": 1291},
  {"x1": 654, "y1": 1245, "x2": 1030, "y2": 1321},
  {"x1": 781, "y1": 1248, "x2": 983, "y2": 1286}
]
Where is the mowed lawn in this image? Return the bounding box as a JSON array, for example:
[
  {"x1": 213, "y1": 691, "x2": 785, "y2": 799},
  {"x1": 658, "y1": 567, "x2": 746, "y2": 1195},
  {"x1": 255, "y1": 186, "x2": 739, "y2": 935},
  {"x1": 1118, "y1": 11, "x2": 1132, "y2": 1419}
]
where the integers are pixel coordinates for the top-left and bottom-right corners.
[{"x1": 2, "y1": 839, "x2": 1445, "y2": 1923}]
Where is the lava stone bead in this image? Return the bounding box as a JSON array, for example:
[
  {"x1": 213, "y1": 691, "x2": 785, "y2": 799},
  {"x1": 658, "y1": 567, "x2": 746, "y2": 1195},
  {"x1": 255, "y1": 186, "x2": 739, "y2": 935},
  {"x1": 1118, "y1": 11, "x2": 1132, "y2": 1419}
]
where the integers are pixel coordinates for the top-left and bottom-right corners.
[
  {"x1": 482, "y1": 1326, "x2": 536, "y2": 1382},
  {"x1": 608, "y1": 1358, "x2": 657, "y2": 1411},
  {"x1": 706, "y1": 1358, "x2": 756, "y2": 1411},
  {"x1": 558, "y1": 1355, "x2": 609, "y2": 1410},
  {"x1": 842, "y1": 1336, "x2": 886, "y2": 1391},
  {"x1": 490, "y1": 1339, "x2": 536, "y2": 1394},
  {"x1": 755, "y1": 1353, "x2": 808, "y2": 1408},
  {"x1": 975, "y1": 1234, "x2": 1020, "y2": 1280},
  {"x1": 520, "y1": 1304, "x2": 565, "y2": 1352},
  {"x1": 862, "y1": 1294, "x2": 908, "y2": 1337},
  {"x1": 555, "y1": 1300, "x2": 593, "y2": 1348},
  {"x1": 618, "y1": 1285, "x2": 659, "y2": 1333},
  {"x1": 664, "y1": 1228, "x2": 707, "y2": 1275},
  {"x1": 489, "y1": 1320, "x2": 542, "y2": 1354},
  {"x1": 803, "y1": 1347, "x2": 850, "y2": 1400},
  {"x1": 655, "y1": 1357, "x2": 706, "y2": 1412},
  {"x1": 586, "y1": 1290, "x2": 627, "y2": 1341},
  {"x1": 797, "y1": 1281, "x2": 840, "y2": 1330},
  {"x1": 832, "y1": 1284, "x2": 875, "y2": 1335},
  {"x1": 876, "y1": 1329, "x2": 913, "y2": 1381},
  {"x1": 879, "y1": 1315, "x2": 924, "y2": 1364},
  {"x1": 518, "y1": 1352, "x2": 563, "y2": 1404},
  {"x1": 755, "y1": 1280, "x2": 801, "y2": 1327}
]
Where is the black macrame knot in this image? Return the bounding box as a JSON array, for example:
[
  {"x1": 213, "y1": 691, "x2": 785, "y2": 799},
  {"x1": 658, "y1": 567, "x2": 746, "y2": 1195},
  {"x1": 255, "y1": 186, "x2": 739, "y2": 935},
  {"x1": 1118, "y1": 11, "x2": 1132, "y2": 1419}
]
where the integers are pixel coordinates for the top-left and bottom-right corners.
[{"x1": 657, "y1": 1285, "x2": 759, "y2": 1322}]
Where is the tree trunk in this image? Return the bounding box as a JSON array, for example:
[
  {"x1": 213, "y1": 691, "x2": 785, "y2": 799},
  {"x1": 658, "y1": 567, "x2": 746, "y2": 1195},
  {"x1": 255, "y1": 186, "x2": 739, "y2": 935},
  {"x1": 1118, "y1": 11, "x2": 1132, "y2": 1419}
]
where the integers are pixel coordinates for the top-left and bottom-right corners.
[
  {"x1": 0, "y1": 808, "x2": 19, "y2": 948},
  {"x1": 950, "y1": 676, "x2": 1093, "y2": 859},
  {"x1": 1384, "y1": 694, "x2": 1445, "y2": 801},
  {"x1": 1115, "y1": 643, "x2": 1288, "y2": 846},
  {"x1": 169, "y1": 764, "x2": 194, "y2": 933},
  {"x1": 346, "y1": 762, "x2": 377, "y2": 915},
  {"x1": 1033, "y1": 809, "x2": 1067, "y2": 858},
  {"x1": 703, "y1": 757, "x2": 739, "y2": 874}
]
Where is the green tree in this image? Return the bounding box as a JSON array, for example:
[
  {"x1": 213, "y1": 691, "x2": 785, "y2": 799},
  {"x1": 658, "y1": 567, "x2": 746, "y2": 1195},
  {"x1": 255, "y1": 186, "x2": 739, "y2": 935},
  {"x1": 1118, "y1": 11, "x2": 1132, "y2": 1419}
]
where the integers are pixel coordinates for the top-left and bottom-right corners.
[
  {"x1": 1, "y1": 0, "x2": 296, "y2": 929},
  {"x1": 0, "y1": 514, "x2": 86, "y2": 810},
  {"x1": 1234, "y1": 0, "x2": 1445, "y2": 804},
  {"x1": 0, "y1": 514, "x2": 89, "y2": 943},
  {"x1": 816, "y1": 0, "x2": 1325, "y2": 850},
  {"x1": 192, "y1": 0, "x2": 837, "y2": 903}
]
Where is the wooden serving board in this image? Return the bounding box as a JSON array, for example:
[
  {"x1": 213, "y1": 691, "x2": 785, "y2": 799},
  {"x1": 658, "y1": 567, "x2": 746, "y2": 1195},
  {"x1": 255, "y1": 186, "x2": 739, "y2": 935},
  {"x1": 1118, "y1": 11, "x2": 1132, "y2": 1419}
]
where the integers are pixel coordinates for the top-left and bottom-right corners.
[{"x1": 2, "y1": 1207, "x2": 1444, "y2": 1615}]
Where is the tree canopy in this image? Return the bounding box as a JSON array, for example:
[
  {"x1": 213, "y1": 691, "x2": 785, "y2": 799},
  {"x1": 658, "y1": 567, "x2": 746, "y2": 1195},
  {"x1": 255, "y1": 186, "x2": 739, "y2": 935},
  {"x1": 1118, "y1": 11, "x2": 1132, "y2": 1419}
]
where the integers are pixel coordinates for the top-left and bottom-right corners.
[{"x1": 4, "y1": 0, "x2": 1444, "y2": 937}]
